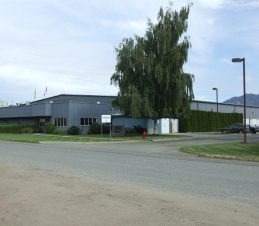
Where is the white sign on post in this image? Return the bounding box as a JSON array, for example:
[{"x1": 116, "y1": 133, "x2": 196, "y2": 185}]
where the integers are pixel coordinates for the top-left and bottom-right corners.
[{"x1": 101, "y1": 115, "x2": 111, "y2": 123}]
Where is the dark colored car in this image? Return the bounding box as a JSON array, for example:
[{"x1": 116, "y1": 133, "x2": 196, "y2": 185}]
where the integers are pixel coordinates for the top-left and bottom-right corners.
[
  {"x1": 249, "y1": 125, "x2": 259, "y2": 134},
  {"x1": 221, "y1": 123, "x2": 251, "y2": 133}
]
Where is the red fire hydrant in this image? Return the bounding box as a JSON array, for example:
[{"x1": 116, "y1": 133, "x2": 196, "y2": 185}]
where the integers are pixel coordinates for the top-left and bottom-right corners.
[{"x1": 142, "y1": 130, "x2": 147, "y2": 140}]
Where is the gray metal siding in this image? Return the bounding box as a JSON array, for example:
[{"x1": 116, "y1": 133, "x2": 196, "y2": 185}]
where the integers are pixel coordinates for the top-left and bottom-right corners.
[
  {"x1": 0, "y1": 117, "x2": 36, "y2": 125},
  {"x1": 0, "y1": 103, "x2": 51, "y2": 118},
  {"x1": 247, "y1": 106, "x2": 259, "y2": 119},
  {"x1": 32, "y1": 103, "x2": 51, "y2": 116},
  {"x1": 33, "y1": 95, "x2": 116, "y2": 105},
  {"x1": 0, "y1": 105, "x2": 32, "y2": 118},
  {"x1": 113, "y1": 117, "x2": 147, "y2": 128},
  {"x1": 69, "y1": 102, "x2": 114, "y2": 129},
  {"x1": 191, "y1": 101, "x2": 259, "y2": 118},
  {"x1": 51, "y1": 103, "x2": 69, "y2": 125}
]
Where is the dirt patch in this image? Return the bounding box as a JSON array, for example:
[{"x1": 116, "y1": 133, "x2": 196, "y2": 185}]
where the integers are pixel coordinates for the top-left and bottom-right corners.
[{"x1": 0, "y1": 165, "x2": 258, "y2": 226}]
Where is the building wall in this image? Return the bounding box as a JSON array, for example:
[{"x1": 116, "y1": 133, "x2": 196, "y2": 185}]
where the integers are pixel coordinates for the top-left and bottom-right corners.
[
  {"x1": 0, "y1": 103, "x2": 51, "y2": 118},
  {"x1": 0, "y1": 117, "x2": 36, "y2": 125},
  {"x1": 1, "y1": 95, "x2": 259, "y2": 134},
  {"x1": 48, "y1": 97, "x2": 115, "y2": 133},
  {"x1": 0, "y1": 95, "x2": 116, "y2": 133},
  {"x1": 191, "y1": 101, "x2": 259, "y2": 118},
  {"x1": 32, "y1": 102, "x2": 51, "y2": 116},
  {"x1": 113, "y1": 117, "x2": 147, "y2": 129},
  {"x1": 0, "y1": 105, "x2": 32, "y2": 118},
  {"x1": 191, "y1": 101, "x2": 259, "y2": 126},
  {"x1": 112, "y1": 117, "x2": 178, "y2": 134}
]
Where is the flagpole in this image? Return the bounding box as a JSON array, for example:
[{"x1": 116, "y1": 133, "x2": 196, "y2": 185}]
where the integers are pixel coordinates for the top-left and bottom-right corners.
[{"x1": 44, "y1": 86, "x2": 48, "y2": 97}]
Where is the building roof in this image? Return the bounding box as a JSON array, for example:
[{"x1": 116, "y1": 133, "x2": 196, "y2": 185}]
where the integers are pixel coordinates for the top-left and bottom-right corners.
[
  {"x1": 192, "y1": 100, "x2": 259, "y2": 109},
  {"x1": 31, "y1": 94, "x2": 117, "y2": 104}
]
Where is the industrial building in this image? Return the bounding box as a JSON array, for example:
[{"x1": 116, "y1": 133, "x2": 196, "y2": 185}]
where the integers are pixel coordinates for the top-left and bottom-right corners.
[
  {"x1": 191, "y1": 100, "x2": 259, "y2": 126},
  {"x1": 0, "y1": 94, "x2": 259, "y2": 134}
]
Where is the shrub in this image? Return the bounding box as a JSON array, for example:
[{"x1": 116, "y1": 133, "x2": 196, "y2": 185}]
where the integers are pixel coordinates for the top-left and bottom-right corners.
[
  {"x1": 102, "y1": 124, "x2": 110, "y2": 134},
  {"x1": 67, "y1": 125, "x2": 80, "y2": 135},
  {"x1": 20, "y1": 127, "x2": 34, "y2": 133},
  {"x1": 33, "y1": 126, "x2": 44, "y2": 133},
  {"x1": 125, "y1": 128, "x2": 135, "y2": 134},
  {"x1": 0, "y1": 124, "x2": 35, "y2": 133},
  {"x1": 54, "y1": 130, "x2": 65, "y2": 135},
  {"x1": 179, "y1": 110, "x2": 243, "y2": 132},
  {"x1": 0, "y1": 124, "x2": 20, "y2": 133},
  {"x1": 134, "y1": 125, "x2": 146, "y2": 134},
  {"x1": 45, "y1": 122, "x2": 56, "y2": 134},
  {"x1": 88, "y1": 122, "x2": 101, "y2": 134},
  {"x1": 88, "y1": 123, "x2": 110, "y2": 134}
]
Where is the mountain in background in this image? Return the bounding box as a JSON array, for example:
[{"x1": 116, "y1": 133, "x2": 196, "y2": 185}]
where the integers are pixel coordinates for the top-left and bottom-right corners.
[{"x1": 223, "y1": 94, "x2": 259, "y2": 106}]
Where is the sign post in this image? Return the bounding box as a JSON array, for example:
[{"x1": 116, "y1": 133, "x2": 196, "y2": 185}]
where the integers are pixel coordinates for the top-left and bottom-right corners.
[{"x1": 101, "y1": 115, "x2": 112, "y2": 141}]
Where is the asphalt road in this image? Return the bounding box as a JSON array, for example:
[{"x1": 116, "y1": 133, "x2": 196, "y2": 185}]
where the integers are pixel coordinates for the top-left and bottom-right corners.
[{"x1": 0, "y1": 133, "x2": 259, "y2": 207}]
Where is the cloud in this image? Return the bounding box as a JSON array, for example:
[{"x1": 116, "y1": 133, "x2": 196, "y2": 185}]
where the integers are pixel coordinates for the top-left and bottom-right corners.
[
  {"x1": 197, "y1": 0, "x2": 225, "y2": 8},
  {"x1": 0, "y1": 0, "x2": 258, "y2": 103},
  {"x1": 0, "y1": 63, "x2": 117, "y2": 102},
  {"x1": 197, "y1": 0, "x2": 259, "y2": 9},
  {"x1": 230, "y1": 0, "x2": 259, "y2": 8},
  {"x1": 100, "y1": 19, "x2": 147, "y2": 35}
]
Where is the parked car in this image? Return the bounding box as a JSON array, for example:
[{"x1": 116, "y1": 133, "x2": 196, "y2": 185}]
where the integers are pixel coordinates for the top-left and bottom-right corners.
[
  {"x1": 221, "y1": 123, "x2": 251, "y2": 133},
  {"x1": 249, "y1": 125, "x2": 259, "y2": 134}
]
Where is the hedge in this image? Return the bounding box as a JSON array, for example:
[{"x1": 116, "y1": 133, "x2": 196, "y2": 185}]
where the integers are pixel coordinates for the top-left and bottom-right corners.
[
  {"x1": 88, "y1": 123, "x2": 110, "y2": 134},
  {"x1": 179, "y1": 110, "x2": 243, "y2": 132},
  {"x1": 44, "y1": 122, "x2": 56, "y2": 134},
  {"x1": 67, "y1": 125, "x2": 80, "y2": 135},
  {"x1": 0, "y1": 124, "x2": 36, "y2": 133}
]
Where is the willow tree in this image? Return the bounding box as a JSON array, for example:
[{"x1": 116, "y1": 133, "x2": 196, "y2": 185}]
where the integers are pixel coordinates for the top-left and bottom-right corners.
[{"x1": 111, "y1": 2, "x2": 194, "y2": 132}]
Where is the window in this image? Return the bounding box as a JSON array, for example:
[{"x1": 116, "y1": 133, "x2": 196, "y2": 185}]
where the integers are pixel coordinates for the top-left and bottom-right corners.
[
  {"x1": 80, "y1": 118, "x2": 85, "y2": 126},
  {"x1": 80, "y1": 118, "x2": 97, "y2": 126},
  {"x1": 54, "y1": 118, "x2": 67, "y2": 127},
  {"x1": 38, "y1": 118, "x2": 46, "y2": 127}
]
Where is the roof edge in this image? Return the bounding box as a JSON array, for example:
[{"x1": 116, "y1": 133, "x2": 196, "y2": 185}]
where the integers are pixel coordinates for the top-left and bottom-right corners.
[{"x1": 31, "y1": 94, "x2": 117, "y2": 104}]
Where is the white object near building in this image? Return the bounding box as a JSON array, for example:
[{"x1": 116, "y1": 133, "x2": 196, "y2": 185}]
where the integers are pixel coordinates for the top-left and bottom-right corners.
[
  {"x1": 0, "y1": 100, "x2": 8, "y2": 107},
  {"x1": 248, "y1": 118, "x2": 259, "y2": 127},
  {"x1": 101, "y1": 115, "x2": 111, "y2": 123},
  {"x1": 170, "y1": 119, "x2": 179, "y2": 133},
  {"x1": 147, "y1": 118, "x2": 179, "y2": 134}
]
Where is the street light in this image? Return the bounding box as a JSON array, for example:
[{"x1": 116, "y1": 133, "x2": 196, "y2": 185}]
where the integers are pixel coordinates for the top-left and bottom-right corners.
[
  {"x1": 212, "y1": 87, "x2": 219, "y2": 133},
  {"x1": 232, "y1": 57, "x2": 247, "y2": 143}
]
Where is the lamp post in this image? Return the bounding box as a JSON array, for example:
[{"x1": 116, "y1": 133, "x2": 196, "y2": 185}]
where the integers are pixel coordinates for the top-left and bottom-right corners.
[
  {"x1": 212, "y1": 87, "x2": 219, "y2": 133},
  {"x1": 232, "y1": 57, "x2": 246, "y2": 143}
]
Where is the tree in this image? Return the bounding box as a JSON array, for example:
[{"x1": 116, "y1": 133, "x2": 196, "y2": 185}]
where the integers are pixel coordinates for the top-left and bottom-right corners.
[{"x1": 111, "y1": 2, "x2": 194, "y2": 132}]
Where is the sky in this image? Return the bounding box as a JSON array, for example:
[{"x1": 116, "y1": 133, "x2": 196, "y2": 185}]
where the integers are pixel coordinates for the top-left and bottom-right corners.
[{"x1": 0, "y1": 0, "x2": 259, "y2": 104}]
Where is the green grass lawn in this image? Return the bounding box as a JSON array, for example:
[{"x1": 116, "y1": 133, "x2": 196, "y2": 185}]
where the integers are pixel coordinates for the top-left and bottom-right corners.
[
  {"x1": 180, "y1": 142, "x2": 259, "y2": 161},
  {"x1": 0, "y1": 133, "x2": 186, "y2": 143}
]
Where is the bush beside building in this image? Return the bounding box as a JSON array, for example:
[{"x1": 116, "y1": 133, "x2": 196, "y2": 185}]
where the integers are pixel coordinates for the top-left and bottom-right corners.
[
  {"x1": 179, "y1": 110, "x2": 243, "y2": 132},
  {"x1": 0, "y1": 124, "x2": 36, "y2": 133}
]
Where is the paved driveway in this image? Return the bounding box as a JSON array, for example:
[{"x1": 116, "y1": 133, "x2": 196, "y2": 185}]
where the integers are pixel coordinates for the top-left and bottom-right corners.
[{"x1": 0, "y1": 133, "x2": 259, "y2": 207}]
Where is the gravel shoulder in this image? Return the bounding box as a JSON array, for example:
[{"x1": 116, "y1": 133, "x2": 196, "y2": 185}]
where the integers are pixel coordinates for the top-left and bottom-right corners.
[{"x1": 0, "y1": 165, "x2": 258, "y2": 226}]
